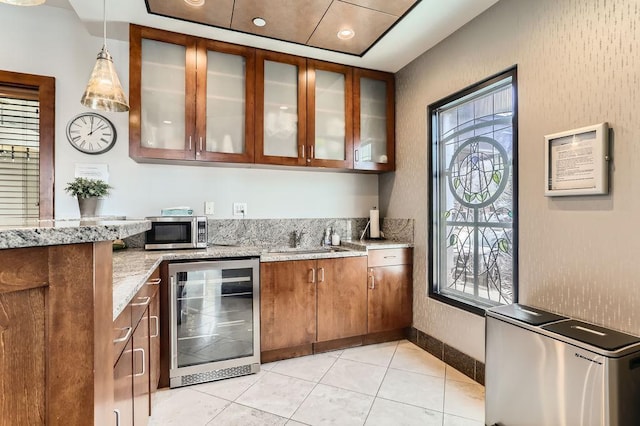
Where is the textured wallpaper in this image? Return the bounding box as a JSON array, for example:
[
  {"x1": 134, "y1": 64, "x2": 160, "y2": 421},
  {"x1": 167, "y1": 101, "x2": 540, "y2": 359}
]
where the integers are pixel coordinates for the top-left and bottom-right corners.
[{"x1": 382, "y1": 0, "x2": 640, "y2": 361}]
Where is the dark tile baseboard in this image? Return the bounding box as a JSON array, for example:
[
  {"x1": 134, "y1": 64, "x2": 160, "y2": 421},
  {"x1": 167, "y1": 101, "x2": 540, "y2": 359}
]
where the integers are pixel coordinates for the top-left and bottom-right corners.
[{"x1": 408, "y1": 327, "x2": 485, "y2": 386}]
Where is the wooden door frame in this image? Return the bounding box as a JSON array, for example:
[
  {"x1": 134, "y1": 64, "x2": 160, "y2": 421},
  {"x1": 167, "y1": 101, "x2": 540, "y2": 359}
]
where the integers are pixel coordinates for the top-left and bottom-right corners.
[{"x1": 0, "y1": 70, "x2": 55, "y2": 219}]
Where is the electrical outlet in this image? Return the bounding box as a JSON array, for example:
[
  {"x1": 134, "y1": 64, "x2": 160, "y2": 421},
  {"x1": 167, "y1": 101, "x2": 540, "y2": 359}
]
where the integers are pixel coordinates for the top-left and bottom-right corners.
[
  {"x1": 233, "y1": 202, "x2": 247, "y2": 217},
  {"x1": 205, "y1": 201, "x2": 215, "y2": 215}
]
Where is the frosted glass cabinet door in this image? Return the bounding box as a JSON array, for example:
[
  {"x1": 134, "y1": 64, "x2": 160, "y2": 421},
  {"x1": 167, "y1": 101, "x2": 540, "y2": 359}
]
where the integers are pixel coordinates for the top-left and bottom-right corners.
[
  {"x1": 354, "y1": 70, "x2": 395, "y2": 171},
  {"x1": 141, "y1": 39, "x2": 187, "y2": 151},
  {"x1": 196, "y1": 41, "x2": 255, "y2": 163},
  {"x1": 307, "y1": 60, "x2": 353, "y2": 169},
  {"x1": 255, "y1": 51, "x2": 306, "y2": 166}
]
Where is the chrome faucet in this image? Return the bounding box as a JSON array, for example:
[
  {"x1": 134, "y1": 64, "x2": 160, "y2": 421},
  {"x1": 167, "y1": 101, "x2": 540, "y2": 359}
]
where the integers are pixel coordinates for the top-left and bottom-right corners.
[{"x1": 293, "y1": 230, "x2": 305, "y2": 248}]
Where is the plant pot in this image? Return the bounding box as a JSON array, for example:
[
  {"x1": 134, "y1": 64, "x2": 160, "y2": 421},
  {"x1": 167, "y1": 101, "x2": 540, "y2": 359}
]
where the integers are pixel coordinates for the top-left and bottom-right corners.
[{"x1": 77, "y1": 197, "x2": 98, "y2": 218}]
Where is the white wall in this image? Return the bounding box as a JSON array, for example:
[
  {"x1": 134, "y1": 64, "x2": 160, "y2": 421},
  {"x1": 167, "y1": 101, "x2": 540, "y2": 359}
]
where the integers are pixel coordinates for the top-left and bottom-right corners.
[
  {"x1": 383, "y1": 0, "x2": 640, "y2": 361},
  {"x1": 0, "y1": 5, "x2": 378, "y2": 219}
]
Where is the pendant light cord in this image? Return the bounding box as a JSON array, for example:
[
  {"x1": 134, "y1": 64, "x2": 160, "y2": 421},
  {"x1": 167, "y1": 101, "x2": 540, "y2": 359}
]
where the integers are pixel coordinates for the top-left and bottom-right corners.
[{"x1": 103, "y1": 0, "x2": 107, "y2": 48}]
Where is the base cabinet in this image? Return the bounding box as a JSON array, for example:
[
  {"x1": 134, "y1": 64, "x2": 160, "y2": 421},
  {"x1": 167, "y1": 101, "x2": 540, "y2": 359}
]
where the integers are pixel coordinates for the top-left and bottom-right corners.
[
  {"x1": 260, "y1": 256, "x2": 367, "y2": 358},
  {"x1": 112, "y1": 269, "x2": 160, "y2": 426},
  {"x1": 367, "y1": 249, "x2": 413, "y2": 334}
]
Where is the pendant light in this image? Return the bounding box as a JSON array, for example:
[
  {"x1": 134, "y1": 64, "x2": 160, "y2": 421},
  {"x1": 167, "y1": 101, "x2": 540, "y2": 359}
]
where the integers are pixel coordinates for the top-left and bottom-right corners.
[
  {"x1": 0, "y1": 0, "x2": 46, "y2": 5},
  {"x1": 80, "y1": 0, "x2": 129, "y2": 112}
]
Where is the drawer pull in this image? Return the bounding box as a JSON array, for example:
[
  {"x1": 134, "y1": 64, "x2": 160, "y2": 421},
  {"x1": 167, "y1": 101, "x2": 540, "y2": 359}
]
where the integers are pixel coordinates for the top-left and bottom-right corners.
[
  {"x1": 150, "y1": 315, "x2": 160, "y2": 338},
  {"x1": 114, "y1": 409, "x2": 121, "y2": 426},
  {"x1": 113, "y1": 326, "x2": 132, "y2": 343},
  {"x1": 147, "y1": 278, "x2": 161, "y2": 285},
  {"x1": 133, "y1": 348, "x2": 146, "y2": 377},
  {"x1": 131, "y1": 296, "x2": 151, "y2": 306},
  {"x1": 384, "y1": 256, "x2": 397, "y2": 259}
]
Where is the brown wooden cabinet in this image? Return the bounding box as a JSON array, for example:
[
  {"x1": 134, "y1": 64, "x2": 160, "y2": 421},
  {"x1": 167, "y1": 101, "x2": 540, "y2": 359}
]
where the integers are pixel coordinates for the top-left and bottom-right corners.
[
  {"x1": 260, "y1": 256, "x2": 367, "y2": 360},
  {"x1": 367, "y1": 248, "x2": 413, "y2": 333},
  {"x1": 112, "y1": 269, "x2": 161, "y2": 426},
  {"x1": 129, "y1": 25, "x2": 395, "y2": 172},
  {"x1": 130, "y1": 25, "x2": 255, "y2": 164},
  {"x1": 353, "y1": 68, "x2": 395, "y2": 172}
]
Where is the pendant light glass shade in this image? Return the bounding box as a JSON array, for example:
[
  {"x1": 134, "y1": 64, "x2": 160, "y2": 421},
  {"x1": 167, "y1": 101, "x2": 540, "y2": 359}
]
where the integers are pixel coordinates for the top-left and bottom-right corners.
[
  {"x1": 80, "y1": 46, "x2": 129, "y2": 112},
  {"x1": 80, "y1": 0, "x2": 129, "y2": 112},
  {"x1": 0, "y1": 0, "x2": 46, "y2": 5}
]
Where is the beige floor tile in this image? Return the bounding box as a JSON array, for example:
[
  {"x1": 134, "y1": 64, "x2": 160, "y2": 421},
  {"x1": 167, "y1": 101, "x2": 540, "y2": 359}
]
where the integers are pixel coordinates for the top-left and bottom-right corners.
[
  {"x1": 206, "y1": 402, "x2": 288, "y2": 426},
  {"x1": 291, "y1": 384, "x2": 374, "y2": 426},
  {"x1": 149, "y1": 387, "x2": 230, "y2": 425},
  {"x1": 389, "y1": 344, "x2": 446, "y2": 378},
  {"x1": 270, "y1": 354, "x2": 337, "y2": 382},
  {"x1": 286, "y1": 421, "x2": 310, "y2": 425},
  {"x1": 235, "y1": 371, "x2": 316, "y2": 418},
  {"x1": 443, "y1": 413, "x2": 485, "y2": 426},
  {"x1": 261, "y1": 361, "x2": 279, "y2": 371},
  {"x1": 445, "y1": 366, "x2": 476, "y2": 384},
  {"x1": 377, "y1": 368, "x2": 445, "y2": 411},
  {"x1": 320, "y1": 358, "x2": 387, "y2": 396},
  {"x1": 192, "y1": 370, "x2": 266, "y2": 401},
  {"x1": 339, "y1": 341, "x2": 398, "y2": 367},
  {"x1": 365, "y1": 397, "x2": 443, "y2": 426},
  {"x1": 444, "y1": 380, "x2": 485, "y2": 422}
]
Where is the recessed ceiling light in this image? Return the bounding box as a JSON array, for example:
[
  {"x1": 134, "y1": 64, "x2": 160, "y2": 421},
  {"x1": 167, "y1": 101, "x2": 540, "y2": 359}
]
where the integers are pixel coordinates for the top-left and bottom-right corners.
[
  {"x1": 163, "y1": 120, "x2": 172, "y2": 124},
  {"x1": 184, "y1": 0, "x2": 205, "y2": 6},
  {"x1": 252, "y1": 17, "x2": 267, "y2": 27},
  {"x1": 279, "y1": 106, "x2": 288, "y2": 110},
  {"x1": 337, "y1": 29, "x2": 355, "y2": 40}
]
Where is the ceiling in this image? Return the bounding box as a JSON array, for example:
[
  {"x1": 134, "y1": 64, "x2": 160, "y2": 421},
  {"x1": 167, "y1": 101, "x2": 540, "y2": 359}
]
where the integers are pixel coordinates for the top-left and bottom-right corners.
[
  {"x1": 60, "y1": 0, "x2": 499, "y2": 73},
  {"x1": 145, "y1": 0, "x2": 418, "y2": 56}
]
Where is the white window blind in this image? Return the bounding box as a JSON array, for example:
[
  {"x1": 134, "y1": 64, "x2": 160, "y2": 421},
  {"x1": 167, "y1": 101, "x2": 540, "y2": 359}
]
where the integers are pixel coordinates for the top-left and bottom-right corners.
[{"x1": 0, "y1": 95, "x2": 40, "y2": 223}]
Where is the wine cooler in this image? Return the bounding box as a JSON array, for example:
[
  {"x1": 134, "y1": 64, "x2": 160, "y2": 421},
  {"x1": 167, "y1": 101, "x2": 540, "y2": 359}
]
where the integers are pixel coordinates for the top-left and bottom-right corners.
[{"x1": 168, "y1": 258, "x2": 260, "y2": 388}]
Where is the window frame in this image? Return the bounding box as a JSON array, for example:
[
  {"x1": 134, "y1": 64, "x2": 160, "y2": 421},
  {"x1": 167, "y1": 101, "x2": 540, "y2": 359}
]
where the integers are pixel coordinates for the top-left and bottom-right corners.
[
  {"x1": 0, "y1": 70, "x2": 55, "y2": 220},
  {"x1": 427, "y1": 67, "x2": 519, "y2": 316}
]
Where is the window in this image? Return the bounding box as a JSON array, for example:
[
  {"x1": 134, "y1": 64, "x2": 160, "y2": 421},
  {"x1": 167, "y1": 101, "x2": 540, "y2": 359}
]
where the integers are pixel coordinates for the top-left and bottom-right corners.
[
  {"x1": 0, "y1": 71, "x2": 54, "y2": 224},
  {"x1": 428, "y1": 68, "x2": 518, "y2": 314}
]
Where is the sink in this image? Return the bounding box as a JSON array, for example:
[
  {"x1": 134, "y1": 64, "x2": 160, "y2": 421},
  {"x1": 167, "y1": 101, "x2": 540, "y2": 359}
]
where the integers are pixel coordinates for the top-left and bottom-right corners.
[{"x1": 265, "y1": 247, "x2": 349, "y2": 255}]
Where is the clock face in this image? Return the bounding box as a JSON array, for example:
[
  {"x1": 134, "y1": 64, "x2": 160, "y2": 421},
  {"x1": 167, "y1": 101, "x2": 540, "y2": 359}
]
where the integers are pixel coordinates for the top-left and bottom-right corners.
[{"x1": 66, "y1": 113, "x2": 117, "y2": 154}]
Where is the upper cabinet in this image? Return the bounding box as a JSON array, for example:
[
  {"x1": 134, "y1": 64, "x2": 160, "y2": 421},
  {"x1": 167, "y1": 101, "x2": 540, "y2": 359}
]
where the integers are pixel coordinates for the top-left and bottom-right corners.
[
  {"x1": 129, "y1": 25, "x2": 395, "y2": 172},
  {"x1": 306, "y1": 60, "x2": 353, "y2": 169},
  {"x1": 255, "y1": 51, "x2": 307, "y2": 166},
  {"x1": 353, "y1": 69, "x2": 395, "y2": 172},
  {"x1": 130, "y1": 25, "x2": 255, "y2": 163}
]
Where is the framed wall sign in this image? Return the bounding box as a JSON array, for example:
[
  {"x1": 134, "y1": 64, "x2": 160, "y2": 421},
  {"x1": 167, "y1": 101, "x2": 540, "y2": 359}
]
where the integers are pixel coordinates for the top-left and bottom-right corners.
[{"x1": 544, "y1": 122, "x2": 609, "y2": 196}]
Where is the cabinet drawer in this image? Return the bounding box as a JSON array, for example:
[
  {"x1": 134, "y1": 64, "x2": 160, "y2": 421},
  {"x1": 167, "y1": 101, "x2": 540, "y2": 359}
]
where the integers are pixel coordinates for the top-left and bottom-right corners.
[
  {"x1": 368, "y1": 248, "x2": 412, "y2": 267},
  {"x1": 113, "y1": 305, "x2": 132, "y2": 365}
]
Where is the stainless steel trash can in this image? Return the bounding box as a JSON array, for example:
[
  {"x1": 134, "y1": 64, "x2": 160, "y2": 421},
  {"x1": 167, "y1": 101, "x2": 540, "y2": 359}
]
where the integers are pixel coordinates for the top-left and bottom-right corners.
[{"x1": 486, "y1": 303, "x2": 640, "y2": 426}]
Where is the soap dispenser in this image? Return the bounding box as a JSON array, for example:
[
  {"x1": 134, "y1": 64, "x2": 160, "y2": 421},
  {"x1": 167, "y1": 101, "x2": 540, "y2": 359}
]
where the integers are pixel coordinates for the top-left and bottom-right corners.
[{"x1": 324, "y1": 227, "x2": 332, "y2": 246}]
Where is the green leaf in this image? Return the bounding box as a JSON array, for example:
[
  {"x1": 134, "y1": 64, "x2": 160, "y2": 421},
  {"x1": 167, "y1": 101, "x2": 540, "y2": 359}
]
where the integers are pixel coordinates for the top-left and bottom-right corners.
[
  {"x1": 481, "y1": 192, "x2": 489, "y2": 201},
  {"x1": 444, "y1": 211, "x2": 451, "y2": 219},
  {"x1": 453, "y1": 178, "x2": 461, "y2": 190},
  {"x1": 464, "y1": 193, "x2": 472, "y2": 202},
  {"x1": 492, "y1": 171, "x2": 501, "y2": 184},
  {"x1": 449, "y1": 234, "x2": 458, "y2": 246},
  {"x1": 498, "y1": 239, "x2": 509, "y2": 253}
]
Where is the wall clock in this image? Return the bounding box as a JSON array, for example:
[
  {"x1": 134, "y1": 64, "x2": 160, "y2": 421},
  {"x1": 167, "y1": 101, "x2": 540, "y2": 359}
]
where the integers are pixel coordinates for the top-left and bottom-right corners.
[{"x1": 66, "y1": 112, "x2": 117, "y2": 154}]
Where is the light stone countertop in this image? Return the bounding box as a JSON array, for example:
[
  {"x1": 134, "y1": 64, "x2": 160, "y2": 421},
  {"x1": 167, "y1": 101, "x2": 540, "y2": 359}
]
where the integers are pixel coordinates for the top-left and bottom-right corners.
[
  {"x1": 341, "y1": 239, "x2": 414, "y2": 250},
  {"x1": 0, "y1": 219, "x2": 150, "y2": 249},
  {"x1": 112, "y1": 240, "x2": 412, "y2": 320}
]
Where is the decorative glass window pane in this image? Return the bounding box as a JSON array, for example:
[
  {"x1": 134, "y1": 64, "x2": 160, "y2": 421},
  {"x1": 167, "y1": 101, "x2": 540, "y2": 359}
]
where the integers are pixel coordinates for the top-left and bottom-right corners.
[{"x1": 430, "y1": 69, "x2": 517, "y2": 311}]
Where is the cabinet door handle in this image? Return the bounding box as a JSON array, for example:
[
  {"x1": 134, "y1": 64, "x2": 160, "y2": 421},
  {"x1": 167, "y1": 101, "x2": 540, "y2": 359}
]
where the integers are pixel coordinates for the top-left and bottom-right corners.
[
  {"x1": 113, "y1": 326, "x2": 132, "y2": 343},
  {"x1": 318, "y1": 267, "x2": 325, "y2": 283},
  {"x1": 150, "y1": 315, "x2": 160, "y2": 338},
  {"x1": 369, "y1": 273, "x2": 375, "y2": 290},
  {"x1": 200, "y1": 137, "x2": 203, "y2": 152},
  {"x1": 301, "y1": 144, "x2": 306, "y2": 158},
  {"x1": 133, "y1": 348, "x2": 146, "y2": 377},
  {"x1": 114, "y1": 409, "x2": 121, "y2": 426},
  {"x1": 355, "y1": 149, "x2": 359, "y2": 162},
  {"x1": 131, "y1": 296, "x2": 151, "y2": 306},
  {"x1": 188, "y1": 136, "x2": 192, "y2": 151},
  {"x1": 310, "y1": 145, "x2": 314, "y2": 159},
  {"x1": 147, "y1": 278, "x2": 161, "y2": 285},
  {"x1": 309, "y1": 268, "x2": 315, "y2": 283}
]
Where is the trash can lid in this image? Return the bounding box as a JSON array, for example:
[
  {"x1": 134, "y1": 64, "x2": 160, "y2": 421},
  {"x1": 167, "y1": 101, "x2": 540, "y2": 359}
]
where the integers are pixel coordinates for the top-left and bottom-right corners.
[
  {"x1": 488, "y1": 303, "x2": 568, "y2": 325},
  {"x1": 542, "y1": 320, "x2": 640, "y2": 351}
]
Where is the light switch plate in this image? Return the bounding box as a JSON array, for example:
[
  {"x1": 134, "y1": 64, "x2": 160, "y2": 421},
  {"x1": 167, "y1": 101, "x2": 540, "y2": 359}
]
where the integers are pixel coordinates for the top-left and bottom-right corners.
[
  {"x1": 233, "y1": 202, "x2": 247, "y2": 217},
  {"x1": 205, "y1": 201, "x2": 215, "y2": 215}
]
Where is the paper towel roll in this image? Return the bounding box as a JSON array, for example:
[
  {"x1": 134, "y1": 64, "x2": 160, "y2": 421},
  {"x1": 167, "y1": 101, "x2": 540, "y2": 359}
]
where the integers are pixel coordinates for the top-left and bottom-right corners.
[{"x1": 369, "y1": 209, "x2": 380, "y2": 238}]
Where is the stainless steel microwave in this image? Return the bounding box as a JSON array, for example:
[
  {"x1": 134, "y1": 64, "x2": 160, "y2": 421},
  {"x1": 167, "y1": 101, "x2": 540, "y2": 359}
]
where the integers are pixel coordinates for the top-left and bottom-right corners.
[{"x1": 145, "y1": 216, "x2": 208, "y2": 250}]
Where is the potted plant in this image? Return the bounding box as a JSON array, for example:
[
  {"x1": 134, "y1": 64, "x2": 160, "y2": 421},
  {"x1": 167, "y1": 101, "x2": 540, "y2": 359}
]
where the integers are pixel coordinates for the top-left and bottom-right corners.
[{"x1": 64, "y1": 177, "x2": 112, "y2": 217}]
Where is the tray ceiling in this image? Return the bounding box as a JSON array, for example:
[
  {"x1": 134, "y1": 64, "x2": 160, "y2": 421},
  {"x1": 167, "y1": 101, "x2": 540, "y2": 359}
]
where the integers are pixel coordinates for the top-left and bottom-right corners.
[{"x1": 145, "y1": 0, "x2": 419, "y2": 56}]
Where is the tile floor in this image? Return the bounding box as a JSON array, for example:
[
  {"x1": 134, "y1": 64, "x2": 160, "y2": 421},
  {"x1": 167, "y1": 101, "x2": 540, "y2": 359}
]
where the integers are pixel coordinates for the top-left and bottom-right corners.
[{"x1": 149, "y1": 340, "x2": 485, "y2": 426}]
